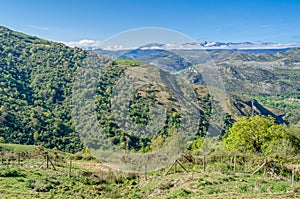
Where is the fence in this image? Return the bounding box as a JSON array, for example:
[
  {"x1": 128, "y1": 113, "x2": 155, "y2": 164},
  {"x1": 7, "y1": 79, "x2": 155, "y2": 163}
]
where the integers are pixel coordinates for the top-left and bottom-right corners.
[{"x1": 0, "y1": 147, "x2": 299, "y2": 185}]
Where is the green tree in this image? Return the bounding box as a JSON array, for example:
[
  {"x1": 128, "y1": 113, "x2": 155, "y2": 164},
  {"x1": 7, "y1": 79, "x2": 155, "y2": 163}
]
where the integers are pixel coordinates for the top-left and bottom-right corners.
[{"x1": 224, "y1": 115, "x2": 289, "y2": 154}]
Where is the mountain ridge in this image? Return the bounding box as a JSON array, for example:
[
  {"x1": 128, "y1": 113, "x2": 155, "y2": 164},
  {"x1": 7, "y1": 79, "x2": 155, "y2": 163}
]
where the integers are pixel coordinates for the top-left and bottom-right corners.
[
  {"x1": 0, "y1": 26, "x2": 296, "y2": 153},
  {"x1": 64, "y1": 39, "x2": 300, "y2": 51}
]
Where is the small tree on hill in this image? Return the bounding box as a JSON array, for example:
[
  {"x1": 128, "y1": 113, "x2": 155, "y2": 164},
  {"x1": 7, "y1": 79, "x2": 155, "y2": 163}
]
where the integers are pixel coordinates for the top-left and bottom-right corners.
[{"x1": 224, "y1": 115, "x2": 290, "y2": 155}]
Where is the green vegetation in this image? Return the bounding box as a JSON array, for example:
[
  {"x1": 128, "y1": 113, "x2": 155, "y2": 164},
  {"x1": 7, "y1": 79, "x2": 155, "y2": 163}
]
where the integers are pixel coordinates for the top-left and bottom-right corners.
[
  {"x1": 0, "y1": 26, "x2": 90, "y2": 152},
  {"x1": 224, "y1": 115, "x2": 299, "y2": 155},
  {"x1": 0, "y1": 143, "x2": 36, "y2": 153},
  {"x1": 0, "y1": 26, "x2": 299, "y2": 198},
  {"x1": 114, "y1": 59, "x2": 146, "y2": 66},
  {"x1": 0, "y1": 143, "x2": 299, "y2": 198},
  {"x1": 2, "y1": 25, "x2": 298, "y2": 154},
  {"x1": 0, "y1": 26, "x2": 215, "y2": 153},
  {"x1": 92, "y1": 61, "x2": 211, "y2": 152},
  {"x1": 248, "y1": 94, "x2": 300, "y2": 124}
]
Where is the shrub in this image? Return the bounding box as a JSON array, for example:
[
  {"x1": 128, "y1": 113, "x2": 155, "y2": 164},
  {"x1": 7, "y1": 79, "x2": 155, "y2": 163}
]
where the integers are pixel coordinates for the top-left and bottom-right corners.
[
  {"x1": 271, "y1": 182, "x2": 289, "y2": 192},
  {"x1": 0, "y1": 168, "x2": 26, "y2": 177},
  {"x1": 173, "y1": 188, "x2": 191, "y2": 197},
  {"x1": 224, "y1": 115, "x2": 292, "y2": 155}
]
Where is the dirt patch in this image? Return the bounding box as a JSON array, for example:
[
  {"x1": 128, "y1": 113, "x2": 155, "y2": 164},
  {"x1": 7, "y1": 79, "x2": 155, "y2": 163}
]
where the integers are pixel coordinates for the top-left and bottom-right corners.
[
  {"x1": 287, "y1": 164, "x2": 300, "y2": 172},
  {"x1": 73, "y1": 161, "x2": 111, "y2": 172}
]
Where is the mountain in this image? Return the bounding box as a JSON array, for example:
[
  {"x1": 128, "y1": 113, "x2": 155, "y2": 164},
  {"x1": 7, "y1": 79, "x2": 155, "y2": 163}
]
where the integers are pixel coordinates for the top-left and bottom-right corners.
[
  {"x1": 179, "y1": 48, "x2": 300, "y2": 123},
  {"x1": 92, "y1": 42, "x2": 300, "y2": 124},
  {"x1": 91, "y1": 41, "x2": 299, "y2": 98},
  {"x1": 0, "y1": 26, "x2": 204, "y2": 152},
  {"x1": 117, "y1": 48, "x2": 192, "y2": 71},
  {"x1": 66, "y1": 40, "x2": 300, "y2": 51},
  {"x1": 91, "y1": 42, "x2": 296, "y2": 71},
  {"x1": 0, "y1": 26, "x2": 293, "y2": 153},
  {"x1": 0, "y1": 26, "x2": 105, "y2": 152}
]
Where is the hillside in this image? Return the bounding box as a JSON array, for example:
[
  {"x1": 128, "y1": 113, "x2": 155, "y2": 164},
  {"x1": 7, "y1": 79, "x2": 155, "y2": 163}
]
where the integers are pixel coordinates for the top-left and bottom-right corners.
[
  {"x1": 0, "y1": 26, "x2": 208, "y2": 153},
  {"x1": 109, "y1": 47, "x2": 300, "y2": 97},
  {"x1": 0, "y1": 26, "x2": 99, "y2": 152},
  {"x1": 93, "y1": 47, "x2": 300, "y2": 124},
  {"x1": 0, "y1": 26, "x2": 290, "y2": 154},
  {"x1": 160, "y1": 48, "x2": 300, "y2": 124},
  {"x1": 182, "y1": 50, "x2": 300, "y2": 123},
  {"x1": 92, "y1": 43, "x2": 300, "y2": 124}
]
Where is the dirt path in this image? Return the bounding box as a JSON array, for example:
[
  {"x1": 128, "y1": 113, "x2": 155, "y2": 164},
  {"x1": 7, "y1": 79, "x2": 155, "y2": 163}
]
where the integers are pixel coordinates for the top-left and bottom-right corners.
[
  {"x1": 72, "y1": 161, "x2": 111, "y2": 171},
  {"x1": 287, "y1": 164, "x2": 300, "y2": 171}
]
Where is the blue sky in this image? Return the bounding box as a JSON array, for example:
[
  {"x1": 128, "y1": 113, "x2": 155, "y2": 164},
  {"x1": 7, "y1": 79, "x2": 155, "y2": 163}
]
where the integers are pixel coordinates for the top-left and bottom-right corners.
[{"x1": 1, "y1": 0, "x2": 300, "y2": 44}]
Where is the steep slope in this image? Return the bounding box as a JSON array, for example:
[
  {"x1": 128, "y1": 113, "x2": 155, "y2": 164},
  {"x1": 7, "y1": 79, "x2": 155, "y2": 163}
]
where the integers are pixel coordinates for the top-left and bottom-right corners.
[
  {"x1": 0, "y1": 27, "x2": 208, "y2": 152},
  {"x1": 93, "y1": 44, "x2": 300, "y2": 97},
  {"x1": 0, "y1": 26, "x2": 101, "y2": 152},
  {"x1": 226, "y1": 95, "x2": 285, "y2": 123},
  {"x1": 0, "y1": 26, "x2": 288, "y2": 153},
  {"x1": 93, "y1": 43, "x2": 299, "y2": 124},
  {"x1": 117, "y1": 48, "x2": 192, "y2": 71},
  {"x1": 180, "y1": 49, "x2": 300, "y2": 123}
]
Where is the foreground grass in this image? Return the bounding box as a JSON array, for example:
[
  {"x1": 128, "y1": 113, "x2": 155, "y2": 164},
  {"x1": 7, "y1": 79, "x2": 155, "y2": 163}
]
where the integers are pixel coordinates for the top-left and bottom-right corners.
[
  {"x1": 0, "y1": 144, "x2": 299, "y2": 198},
  {"x1": 0, "y1": 162, "x2": 299, "y2": 198},
  {"x1": 0, "y1": 143, "x2": 36, "y2": 153},
  {"x1": 0, "y1": 164, "x2": 299, "y2": 198}
]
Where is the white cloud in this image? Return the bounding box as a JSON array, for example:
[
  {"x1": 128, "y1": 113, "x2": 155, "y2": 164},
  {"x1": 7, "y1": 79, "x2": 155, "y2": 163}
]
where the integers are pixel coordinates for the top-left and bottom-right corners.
[
  {"x1": 63, "y1": 39, "x2": 102, "y2": 49},
  {"x1": 103, "y1": 45, "x2": 138, "y2": 51},
  {"x1": 64, "y1": 40, "x2": 139, "y2": 50},
  {"x1": 63, "y1": 40, "x2": 300, "y2": 50}
]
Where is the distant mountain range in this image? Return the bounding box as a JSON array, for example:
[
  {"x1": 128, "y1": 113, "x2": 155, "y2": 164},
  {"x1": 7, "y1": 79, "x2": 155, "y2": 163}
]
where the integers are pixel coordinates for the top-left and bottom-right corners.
[
  {"x1": 64, "y1": 40, "x2": 300, "y2": 51},
  {"x1": 66, "y1": 41, "x2": 299, "y2": 69},
  {"x1": 0, "y1": 25, "x2": 299, "y2": 152},
  {"x1": 85, "y1": 40, "x2": 300, "y2": 125}
]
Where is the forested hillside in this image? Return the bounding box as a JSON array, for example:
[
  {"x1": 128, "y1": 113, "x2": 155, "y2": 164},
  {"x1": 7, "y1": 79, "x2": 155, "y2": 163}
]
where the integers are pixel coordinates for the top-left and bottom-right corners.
[
  {"x1": 0, "y1": 26, "x2": 92, "y2": 152},
  {"x1": 0, "y1": 26, "x2": 208, "y2": 153},
  {"x1": 0, "y1": 26, "x2": 289, "y2": 153}
]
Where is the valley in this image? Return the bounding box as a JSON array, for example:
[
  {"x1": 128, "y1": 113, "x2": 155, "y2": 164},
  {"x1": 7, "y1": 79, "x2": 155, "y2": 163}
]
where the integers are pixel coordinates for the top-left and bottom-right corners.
[{"x1": 0, "y1": 25, "x2": 299, "y2": 198}]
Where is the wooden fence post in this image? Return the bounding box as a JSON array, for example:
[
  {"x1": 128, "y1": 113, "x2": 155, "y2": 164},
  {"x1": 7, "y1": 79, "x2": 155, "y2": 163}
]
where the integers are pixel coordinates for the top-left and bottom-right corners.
[
  {"x1": 46, "y1": 155, "x2": 56, "y2": 170},
  {"x1": 233, "y1": 154, "x2": 237, "y2": 173},
  {"x1": 17, "y1": 153, "x2": 21, "y2": 166},
  {"x1": 263, "y1": 158, "x2": 266, "y2": 176},
  {"x1": 203, "y1": 155, "x2": 206, "y2": 172},
  {"x1": 292, "y1": 167, "x2": 295, "y2": 186},
  {"x1": 144, "y1": 165, "x2": 147, "y2": 181},
  {"x1": 176, "y1": 160, "x2": 188, "y2": 173},
  {"x1": 271, "y1": 162, "x2": 276, "y2": 176},
  {"x1": 46, "y1": 155, "x2": 49, "y2": 169},
  {"x1": 69, "y1": 160, "x2": 72, "y2": 177},
  {"x1": 252, "y1": 159, "x2": 267, "y2": 176},
  {"x1": 174, "y1": 161, "x2": 177, "y2": 174}
]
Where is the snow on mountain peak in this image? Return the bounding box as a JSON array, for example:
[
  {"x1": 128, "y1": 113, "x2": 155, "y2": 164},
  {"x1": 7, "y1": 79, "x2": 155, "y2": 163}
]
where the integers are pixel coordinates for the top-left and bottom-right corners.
[{"x1": 63, "y1": 40, "x2": 300, "y2": 50}]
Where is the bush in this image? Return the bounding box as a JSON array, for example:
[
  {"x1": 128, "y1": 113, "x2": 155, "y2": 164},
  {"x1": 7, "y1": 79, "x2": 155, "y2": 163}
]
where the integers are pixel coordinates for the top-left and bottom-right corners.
[
  {"x1": 271, "y1": 182, "x2": 289, "y2": 192},
  {"x1": 224, "y1": 115, "x2": 292, "y2": 155},
  {"x1": 34, "y1": 181, "x2": 53, "y2": 192},
  {"x1": 173, "y1": 188, "x2": 191, "y2": 197},
  {"x1": 237, "y1": 184, "x2": 248, "y2": 193},
  {"x1": 158, "y1": 180, "x2": 174, "y2": 190},
  {"x1": 25, "y1": 179, "x2": 36, "y2": 189},
  {"x1": 71, "y1": 151, "x2": 96, "y2": 161},
  {"x1": 0, "y1": 168, "x2": 26, "y2": 177}
]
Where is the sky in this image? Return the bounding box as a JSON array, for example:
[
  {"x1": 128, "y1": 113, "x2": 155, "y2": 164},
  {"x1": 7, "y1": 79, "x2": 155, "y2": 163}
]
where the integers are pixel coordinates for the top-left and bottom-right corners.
[{"x1": 1, "y1": 0, "x2": 300, "y2": 45}]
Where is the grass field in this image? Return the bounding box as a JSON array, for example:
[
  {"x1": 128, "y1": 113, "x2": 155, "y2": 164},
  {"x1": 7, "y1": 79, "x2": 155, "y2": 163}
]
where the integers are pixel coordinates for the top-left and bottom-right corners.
[
  {"x1": 245, "y1": 94, "x2": 300, "y2": 124},
  {"x1": 0, "y1": 144, "x2": 36, "y2": 153},
  {"x1": 0, "y1": 144, "x2": 299, "y2": 198}
]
